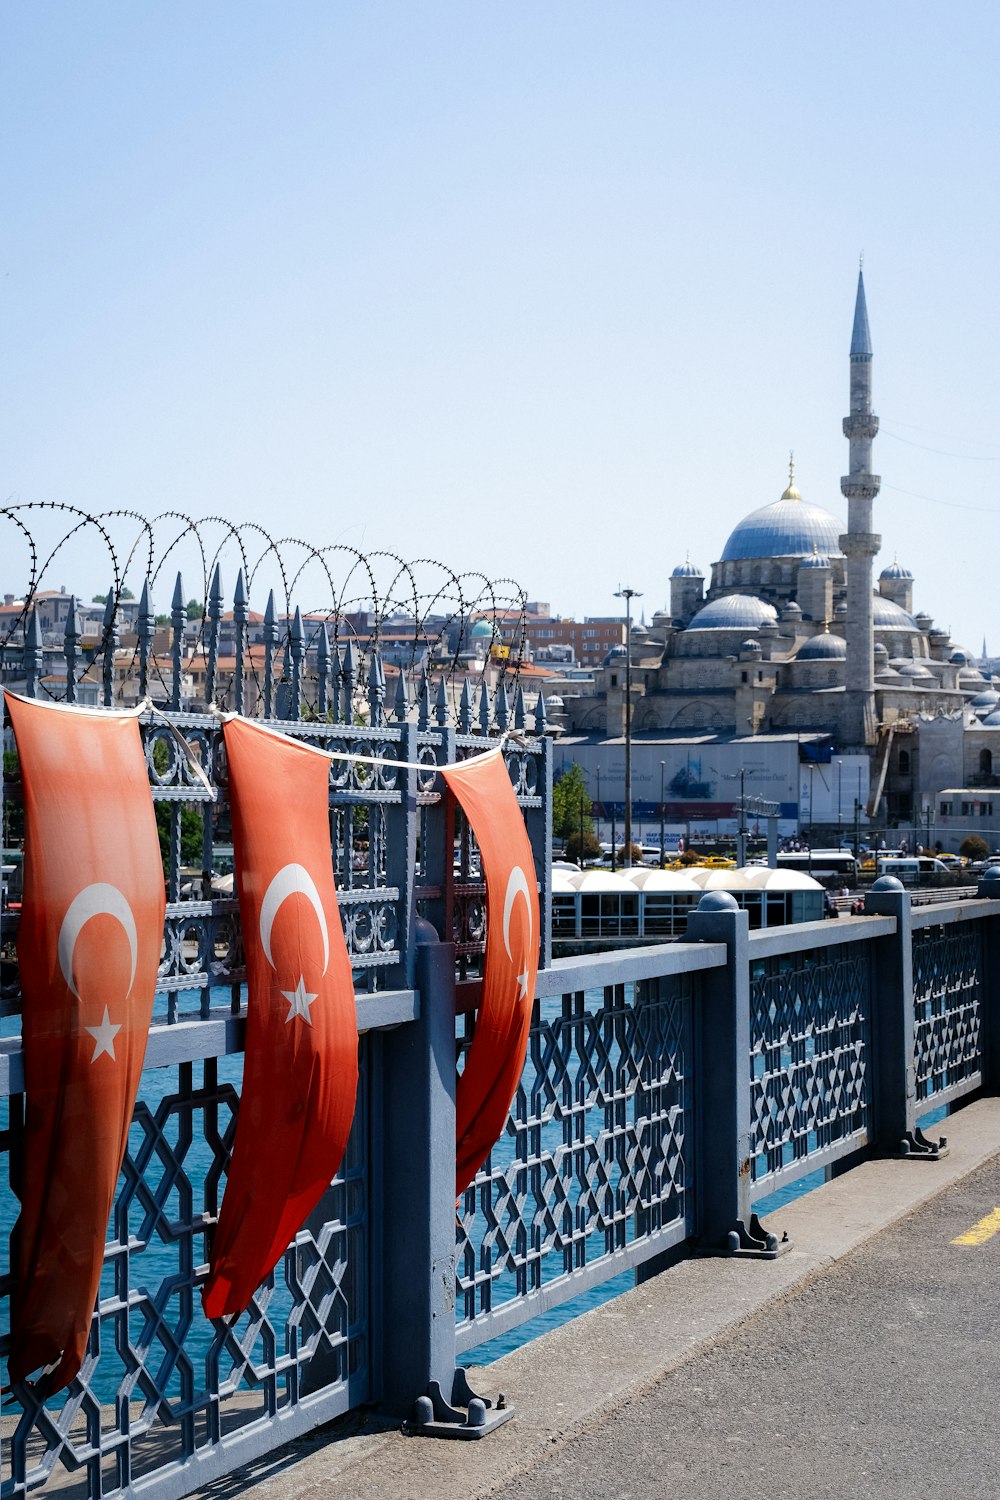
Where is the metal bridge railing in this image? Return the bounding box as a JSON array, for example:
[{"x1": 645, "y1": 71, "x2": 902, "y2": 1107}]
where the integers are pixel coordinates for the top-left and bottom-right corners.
[{"x1": 3, "y1": 724, "x2": 1000, "y2": 1500}]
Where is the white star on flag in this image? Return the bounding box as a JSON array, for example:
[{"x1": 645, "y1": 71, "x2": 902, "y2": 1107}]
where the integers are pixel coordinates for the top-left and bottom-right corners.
[
  {"x1": 281, "y1": 975, "x2": 318, "y2": 1026},
  {"x1": 85, "y1": 1006, "x2": 121, "y2": 1062},
  {"x1": 516, "y1": 969, "x2": 529, "y2": 1000}
]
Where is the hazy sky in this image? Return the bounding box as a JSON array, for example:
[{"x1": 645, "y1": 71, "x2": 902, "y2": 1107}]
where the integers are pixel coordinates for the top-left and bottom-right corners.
[{"x1": 3, "y1": 3, "x2": 998, "y2": 647}]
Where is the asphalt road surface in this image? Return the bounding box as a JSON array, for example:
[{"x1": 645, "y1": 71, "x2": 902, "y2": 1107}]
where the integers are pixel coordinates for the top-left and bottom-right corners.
[{"x1": 489, "y1": 1156, "x2": 1000, "y2": 1500}]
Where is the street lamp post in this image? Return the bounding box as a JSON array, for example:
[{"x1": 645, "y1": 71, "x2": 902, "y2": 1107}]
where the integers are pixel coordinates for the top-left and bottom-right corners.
[
  {"x1": 614, "y1": 585, "x2": 643, "y2": 868},
  {"x1": 836, "y1": 759, "x2": 843, "y2": 841},
  {"x1": 659, "y1": 760, "x2": 666, "y2": 867},
  {"x1": 725, "y1": 767, "x2": 756, "y2": 867},
  {"x1": 596, "y1": 767, "x2": 602, "y2": 850}
]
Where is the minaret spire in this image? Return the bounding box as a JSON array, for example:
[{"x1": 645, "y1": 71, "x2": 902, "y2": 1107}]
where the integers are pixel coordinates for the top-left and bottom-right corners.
[{"x1": 839, "y1": 263, "x2": 881, "y2": 749}]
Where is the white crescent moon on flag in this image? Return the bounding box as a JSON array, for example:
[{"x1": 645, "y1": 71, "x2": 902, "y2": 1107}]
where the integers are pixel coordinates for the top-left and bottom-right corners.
[
  {"x1": 502, "y1": 865, "x2": 533, "y2": 960},
  {"x1": 259, "y1": 863, "x2": 330, "y2": 975},
  {"x1": 57, "y1": 883, "x2": 139, "y2": 999}
]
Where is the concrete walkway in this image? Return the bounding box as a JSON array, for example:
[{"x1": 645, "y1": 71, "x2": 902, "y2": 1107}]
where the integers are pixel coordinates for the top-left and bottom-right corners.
[{"x1": 207, "y1": 1098, "x2": 1000, "y2": 1500}]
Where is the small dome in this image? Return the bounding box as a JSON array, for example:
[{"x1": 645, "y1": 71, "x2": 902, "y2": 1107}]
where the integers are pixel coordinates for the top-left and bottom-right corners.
[
  {"x1": 797, "y1": 630, "x2": 847, "y2": 661},
  {"x1": 671, "y1": 558, "x2": 703, "y2": 578},
  {"x1": 604, "y1": 644, "x2": 628, "y2": 665},
  {"x1": 950, "y1": 649, "x2": 970, "y2": 664},
  {"x1": 469, "y1": 618, "x2": 494, "y2": 639},
  {"x1": 685, "y1": 595, "x2": 778, "y2": 631},
  {"x1": 880, "y1": 558, "x2": 913, "y2": 581},
  {"x1": 631, "y1": 621, "x2": 648, "y2": 636},
  {"x1": 800, "y1": 548, "x2": 831, "y2": 570},
  {"x1": 970, "y1": 690, "x2": 1000, "y2": 708},
  {"x1": 874, "y1": 642, "x2": 889, "y2": 659},
  {"x1": 980, "y1": 710, "x2": 1000, "y2": 726},
  {"x1": 873, "y1": 595, "x2": 918, "y2": 630},
  {"x1": 896, "y1": 662, "x2": 935, "y2": 680},
  {"x1": 740, "y1": 638, "x2": 763, "y2": 655},
  {"x1": 781, "y1": 600, "x2": 803, "y2": 619}
]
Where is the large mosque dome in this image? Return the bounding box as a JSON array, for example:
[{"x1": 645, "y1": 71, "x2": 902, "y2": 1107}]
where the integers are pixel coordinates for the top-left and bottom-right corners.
[{"x1": 719, "y1": 472, "x2": 844, "y2": 563}]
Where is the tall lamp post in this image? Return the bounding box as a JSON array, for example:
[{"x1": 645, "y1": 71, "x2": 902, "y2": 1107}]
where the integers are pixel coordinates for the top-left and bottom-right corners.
[
  {"x1": 596, "y1": 767, "x2": 602, "y2": 850},
  {"x1": 614, "y1": 584, "x2": 643, "y2": 868},
  {"x1": 836, "y1": 758, "x2": 843, "y2": 842},
  {"x1": 659, "y1": 760, "x2": 666, "y2": 868}
]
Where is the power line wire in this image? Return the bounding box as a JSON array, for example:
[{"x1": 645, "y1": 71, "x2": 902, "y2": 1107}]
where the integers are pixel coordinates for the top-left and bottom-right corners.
[
  {"x1": 881, "y1": 429, "x2": 1000, "y2": 461},
  {"x1": 881, "y1": 481, "x2": 1000, "y2": 514}
]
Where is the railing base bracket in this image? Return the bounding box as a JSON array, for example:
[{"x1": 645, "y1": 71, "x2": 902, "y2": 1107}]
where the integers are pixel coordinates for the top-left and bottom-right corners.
[
  {"x1": 900, "y1": 1127, "x2": 949, "y2": 1160},
  {"x1": 403, "y1": 1370, "x2": 514, "y2": 1439},
  {"x1": 696, "y1": 1213, "x2": 792, "y2": 1260}
]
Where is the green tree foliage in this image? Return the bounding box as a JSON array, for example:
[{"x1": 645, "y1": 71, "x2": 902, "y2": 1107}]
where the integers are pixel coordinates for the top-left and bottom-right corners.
[
  {"x1": 3, "y1": 750, "x2": 22, "y2": 846},
  {"x1": 960, "y1": 834, "x2": 990, "y2": 862},
  {"x1": 186, "y1": 599, "x2": 205, "y2": 621},
  {"x1": 91, "y1": 587, "x2": 136, "y2": 603},
  {"x1": 155, "y1": 802, "x2": 204, "y2": 871},
  {"x1": 565, "y1": 829, "x2": 602, "y2": 864},
  {"x1": 150, "y1": 737, "x2": 203, "y2": 869},
  {"x1": 552, "y1": 762, "x2": 592, "y2": 844}
]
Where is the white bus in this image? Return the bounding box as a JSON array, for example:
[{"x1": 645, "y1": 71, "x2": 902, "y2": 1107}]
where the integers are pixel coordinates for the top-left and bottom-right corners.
[{"x1": 776, "y1": 849, "x2": 858, "y2": 883}]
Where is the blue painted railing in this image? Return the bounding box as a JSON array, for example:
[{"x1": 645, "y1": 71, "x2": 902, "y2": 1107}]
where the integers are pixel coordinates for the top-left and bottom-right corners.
[{"x1": 3, "y1": 886, "x2": 1000, "y2": 1496}]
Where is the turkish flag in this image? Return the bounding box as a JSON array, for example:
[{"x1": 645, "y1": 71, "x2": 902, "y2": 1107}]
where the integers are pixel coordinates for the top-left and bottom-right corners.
[
  {"x1": 442, "y1": 749, "x2": 540, "y2": 1195},
  {"x1": 203, "y1": 719, "x2": 359, "y2": 1319},
  {"x1": 5, "y1": 693, "x2": 165, "y2": 1393}
]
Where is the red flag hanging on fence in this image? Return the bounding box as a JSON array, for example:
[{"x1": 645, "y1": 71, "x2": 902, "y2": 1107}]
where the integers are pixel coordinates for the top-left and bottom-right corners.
[
  {"x1": 442, "y1": 749, "x2": 540, "y2": 1196},
  {"x1": 203, "y1": 718, "x2": 359, "y2": 1319},
  {"x1": 6, "y1": 693, "x2": 165, "y2": 1393}
]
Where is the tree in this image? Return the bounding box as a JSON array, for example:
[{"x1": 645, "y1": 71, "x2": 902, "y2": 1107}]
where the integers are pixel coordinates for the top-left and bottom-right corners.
[
  {"x1": 552, "y1": 762, "x2": 592, "y2": 845},
  {"x1": 155, "y1": 802, "x2": 203, "y2": 870},
  {"x1": 960, "y1": 834, "x2": 989, "y2": 862},
  {"x1": 565, "y1": 829, "x2": 601, "y2": 864},
  {"x1": 186, "y1": 599, "x2": 205, "y2": 620},
  {"x1": 91, "y1": 587, "x2": 135, "y2": 604}
]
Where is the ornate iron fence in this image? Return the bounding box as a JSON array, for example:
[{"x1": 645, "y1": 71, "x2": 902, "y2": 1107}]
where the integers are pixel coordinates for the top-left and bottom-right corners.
[
  {"x1": 749, "y1": 939, "x2": 872, "y2": 1189},
  {"x1": 912, "y1": 910, "x2": 984, "y2": 1107},
  {"x1": 455, "y1": 960, "x2": 696, "y2": 1355}
]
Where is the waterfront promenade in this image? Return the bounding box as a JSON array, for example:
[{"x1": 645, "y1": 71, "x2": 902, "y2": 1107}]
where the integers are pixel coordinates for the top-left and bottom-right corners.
[{"x1": 198, "y1": 1097, "x2": 1000, "y2": 1500}]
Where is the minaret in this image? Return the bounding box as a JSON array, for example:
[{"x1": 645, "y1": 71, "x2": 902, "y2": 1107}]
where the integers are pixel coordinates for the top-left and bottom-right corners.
[{"x1": 839, "y1": 264, "x2": 880, "y2": 747}]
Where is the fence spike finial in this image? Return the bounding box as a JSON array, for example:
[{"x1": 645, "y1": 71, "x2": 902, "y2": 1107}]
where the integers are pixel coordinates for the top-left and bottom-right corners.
[
  {"x1": 394, "y1": 667, "x2": 409, "y2": 723},
  {"x1": 434, "y1": 674, "x2": 449, "y2": 727},
  {"x1": 171, "y1": 572, "x2": 186, "y2": 712},
  {"x1": 317, "y1": 621, "x2": 331, "y2": 719}
]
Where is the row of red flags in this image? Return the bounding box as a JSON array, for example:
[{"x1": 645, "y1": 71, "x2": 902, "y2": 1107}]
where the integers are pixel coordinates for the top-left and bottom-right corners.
[{"x1": 5, "y1": 694, "x2": 539, "y2": 1393}]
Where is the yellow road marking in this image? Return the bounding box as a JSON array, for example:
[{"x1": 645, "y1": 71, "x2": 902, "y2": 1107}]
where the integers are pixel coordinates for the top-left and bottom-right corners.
[{"x1": 952, "y1": 1208, "x2": 1000, "y2": 1246}]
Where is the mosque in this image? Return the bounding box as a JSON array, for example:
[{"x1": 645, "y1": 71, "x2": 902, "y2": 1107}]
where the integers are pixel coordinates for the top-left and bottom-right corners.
[{"x1": 560, "y1": 271, "x2": 987, "y2": 826}]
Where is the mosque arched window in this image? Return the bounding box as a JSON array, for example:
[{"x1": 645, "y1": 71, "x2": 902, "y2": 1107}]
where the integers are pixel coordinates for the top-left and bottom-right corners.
[
  {"x1": 898, "y1": 750, "x2": 910, "y2": 775},
  {"x1": 980, "y1": 748, "x2": 993, "y2": 778}
]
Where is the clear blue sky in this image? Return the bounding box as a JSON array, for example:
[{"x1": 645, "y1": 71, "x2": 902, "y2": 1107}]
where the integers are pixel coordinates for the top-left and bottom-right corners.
[{"x1": 3, "y1": 2, "x2": 998, "y2": 648}]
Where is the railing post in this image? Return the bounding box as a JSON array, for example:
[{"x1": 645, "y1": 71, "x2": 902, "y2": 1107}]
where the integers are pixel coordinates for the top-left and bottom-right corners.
[
  {"x1": 864, "y1": 875, "x2": 923, "y2": 1154},
  {"x1": 375, "y1": 931, "x2": 457, "y2": 1417},
  {"x1": 528, "y1": 733, "x2": 553, "y2": 970},
  {"x1": 686, "y1": 893, "x2": 776, "y2": 1255},
  {"x1": 976, "y1": 868, "x2": 1000, "y2": 1093}
]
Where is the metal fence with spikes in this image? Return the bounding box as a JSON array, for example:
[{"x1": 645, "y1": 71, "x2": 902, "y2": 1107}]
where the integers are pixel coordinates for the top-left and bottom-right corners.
[{"x1": 0, "y1": 519, "x2": 554, "y2": 1493}]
